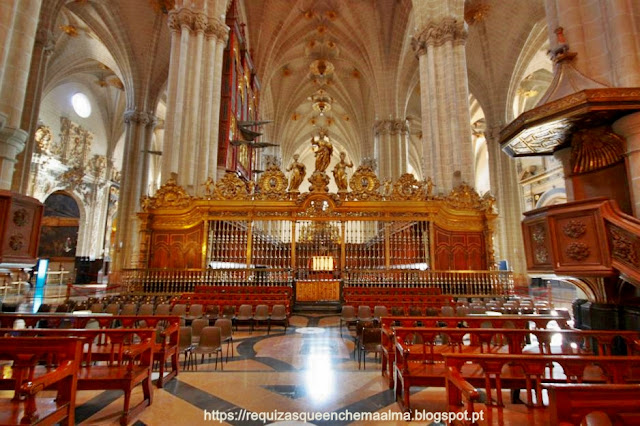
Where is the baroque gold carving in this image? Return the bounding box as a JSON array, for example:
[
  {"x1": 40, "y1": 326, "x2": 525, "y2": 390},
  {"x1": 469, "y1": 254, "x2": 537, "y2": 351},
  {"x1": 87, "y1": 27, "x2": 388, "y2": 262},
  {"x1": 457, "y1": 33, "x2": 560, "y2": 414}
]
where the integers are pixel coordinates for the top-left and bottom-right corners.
[
  {"x1": 445, "y1": 182, "x2": 483, "y2": 209},
  {"x1": 142, "y1": 173, "x2": 192, "y2": 210},
  {"x1": 570, "y1": 126, "x2": 624, "y2": 174},
  {"x1": 214, "y1": 172, "x2": 249, "y2": 200},
  {"x1": 348, "y1": 164, "x2": 381, "y2": 201},
  {"x1": 308, "y1": 171, "x2": 330, "y2": 193},
  {"x1": 391, "y1": 173, "x2": 423, "y2": 201},
  {"x1": 35, "y1": 125, "x2": 53, "y2": 153},
  {"x1": 257, "y1": 162, "x2": 287, "y2": 201}
]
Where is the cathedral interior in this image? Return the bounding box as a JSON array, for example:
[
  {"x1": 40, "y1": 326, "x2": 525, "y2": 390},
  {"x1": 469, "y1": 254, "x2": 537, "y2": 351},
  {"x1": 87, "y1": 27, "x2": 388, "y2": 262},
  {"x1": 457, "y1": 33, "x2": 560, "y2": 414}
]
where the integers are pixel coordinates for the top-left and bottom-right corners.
[{"x1": 0, "y1": 0, "x2": 639, "y2": 425}]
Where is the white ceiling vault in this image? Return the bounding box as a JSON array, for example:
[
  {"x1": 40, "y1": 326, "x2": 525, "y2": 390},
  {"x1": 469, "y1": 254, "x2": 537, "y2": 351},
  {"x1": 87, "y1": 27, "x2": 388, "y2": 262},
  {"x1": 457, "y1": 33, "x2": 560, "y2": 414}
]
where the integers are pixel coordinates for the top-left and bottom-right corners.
[{"x1": 43, "y1": 0, "x2": 549, "y2": 181}]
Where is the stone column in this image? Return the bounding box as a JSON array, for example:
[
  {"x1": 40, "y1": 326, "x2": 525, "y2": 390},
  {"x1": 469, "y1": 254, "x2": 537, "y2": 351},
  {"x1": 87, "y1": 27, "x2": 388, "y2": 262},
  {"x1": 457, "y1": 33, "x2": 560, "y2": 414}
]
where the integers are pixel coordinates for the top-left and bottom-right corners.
[
  {"x1": 13, "y1": 26, "x2": 55, "y2": 193},
  {"x1": 113, "y1": 110, "x2": 154, "y2": 269},
  {"x1": 162, "y1": 4, "x2": 229, "y2": 195},
  {"x1": 374, "y1": 119, "x2": 409, "y2": 181},
  {"x1": 411, "y1": 3, "x2": 474, "y2": 192},
  {"x1": 0, "y1": 0, "x2": 42, "y2": 190},
  {"x1": 613, "y1": 112, "x2": 640, "y2": 218},
  {"x1": 486, "y1": 125, "x2": 527, "y2": 279}
]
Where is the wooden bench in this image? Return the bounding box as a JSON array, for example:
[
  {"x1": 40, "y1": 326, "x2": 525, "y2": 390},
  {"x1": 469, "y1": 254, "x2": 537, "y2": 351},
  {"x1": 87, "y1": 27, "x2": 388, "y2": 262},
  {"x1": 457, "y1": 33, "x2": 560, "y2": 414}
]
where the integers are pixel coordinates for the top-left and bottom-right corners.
[
  {"x1": 543, "y1": 383, "x2": 640, "y2": 425},
  {"x1": 0, "y1": 337, "x2": 81, "y2": 426},
  {"x1": 379, "y1": 314, "x2": 570, "y2": 387},
  {"x1": 0, "y1": 313, "x2": 180, "y2": 389},
  {"x1": 394, "y1": 341, "x2": 640, "y2": 414},
  {"x1": 1, "y1": 328, "x2": 155, "y2": 426}
]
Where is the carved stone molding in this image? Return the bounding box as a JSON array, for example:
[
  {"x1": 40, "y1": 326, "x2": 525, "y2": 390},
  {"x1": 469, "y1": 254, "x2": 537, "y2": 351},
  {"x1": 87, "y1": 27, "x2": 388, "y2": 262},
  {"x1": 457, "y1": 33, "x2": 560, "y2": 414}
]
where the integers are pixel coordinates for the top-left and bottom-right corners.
[
  {"x1": 411, "y1": 17, "x2": 467, "y2": 56},
  {"x1": 35, "y1": 27, "x2": 55, "y2": 55},
  {"x1": 373, "y1": 119, "x2": 409, "y2": 136}
]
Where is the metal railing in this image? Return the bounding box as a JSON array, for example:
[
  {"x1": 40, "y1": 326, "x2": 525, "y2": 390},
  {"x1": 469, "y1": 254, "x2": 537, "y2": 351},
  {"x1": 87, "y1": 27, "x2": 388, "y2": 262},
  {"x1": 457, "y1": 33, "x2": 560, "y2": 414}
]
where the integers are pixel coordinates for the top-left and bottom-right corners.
[
  {"x1": 118, "y1": 268, "x2": 295, "y2": 294},
  {"x1": 116, "y1": 267, "x2": 511, "y2": 297},
  {"x1": 343, "y1": 269, "x2": 513, "y2": 297}
]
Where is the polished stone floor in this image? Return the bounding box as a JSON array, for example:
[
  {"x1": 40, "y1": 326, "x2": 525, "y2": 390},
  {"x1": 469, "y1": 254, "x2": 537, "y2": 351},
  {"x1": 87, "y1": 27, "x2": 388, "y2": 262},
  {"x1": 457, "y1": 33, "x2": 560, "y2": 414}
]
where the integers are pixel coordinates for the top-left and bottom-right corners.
[{"x1": 65, "y1": 314, "x2": 551, "y2": 425}]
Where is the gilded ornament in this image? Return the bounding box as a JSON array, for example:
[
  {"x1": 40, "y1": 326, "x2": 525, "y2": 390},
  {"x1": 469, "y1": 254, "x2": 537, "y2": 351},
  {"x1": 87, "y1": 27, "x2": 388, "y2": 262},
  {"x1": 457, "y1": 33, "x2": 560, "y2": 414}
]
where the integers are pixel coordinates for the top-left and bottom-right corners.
[
  {"x1": 445, "y1": 182, "x2": 483, "y2": 209},
  {"x1": 286, "y1": 154, "x2": 306, "y2": 193},
  {"x1": 144, "y1": 173, "x2": 192, "y2": 209},
  {"x1": 214, "y1": 172, "x2": 249, "y2": 200},
  {"x1": 562, "y1": 219, "x2": 587, "y2": 239},
  {"x1": 391, "y1": 173, "x2": 424, "y2": 201},
  {"x1": 308, "y1": 171, "x2": 330, "y2": 193},
  {"x1": 565, "y1": 242, "x2": 590, "y2": 261},
  {"x1": 348, "y1": 164, "x2": 381, "y2": 201},
  {"x1": 532, "y1": 224, "x2": 546, "y2": 244},
  {"x1": 257, "y1": 162, "x2": 287, "y2": 201},
  {"x1": 35, "y1": 125, "x2": 52, "y2": 153}
]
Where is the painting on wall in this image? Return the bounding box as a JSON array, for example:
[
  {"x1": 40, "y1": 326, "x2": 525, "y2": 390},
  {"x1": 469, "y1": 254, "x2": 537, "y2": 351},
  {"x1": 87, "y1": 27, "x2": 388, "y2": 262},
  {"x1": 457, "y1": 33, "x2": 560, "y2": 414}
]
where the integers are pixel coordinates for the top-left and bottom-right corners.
[{"x1": 38, "y1": 225, "x2": 78, "y2": 260}]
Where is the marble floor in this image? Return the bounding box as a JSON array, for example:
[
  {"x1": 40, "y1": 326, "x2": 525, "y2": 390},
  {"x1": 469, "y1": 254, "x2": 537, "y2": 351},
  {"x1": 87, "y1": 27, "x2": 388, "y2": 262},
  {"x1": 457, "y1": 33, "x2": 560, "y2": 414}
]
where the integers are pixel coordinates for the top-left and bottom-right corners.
[{"x1": 66, "y1": 314, "x2": 551, "y2": 425}]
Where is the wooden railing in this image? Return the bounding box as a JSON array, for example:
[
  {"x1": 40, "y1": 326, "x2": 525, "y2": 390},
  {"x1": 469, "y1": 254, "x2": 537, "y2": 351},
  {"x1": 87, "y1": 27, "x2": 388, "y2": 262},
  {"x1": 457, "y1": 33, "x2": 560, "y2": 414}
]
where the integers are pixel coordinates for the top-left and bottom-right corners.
[
  {"x1": 118, "y1": 268, "x2": 294, "y2": 294},
  {"x1": 343, "y1": 269, "x2": 513, "y2": 297},
  {"x1": 116, "y1": 267, "x2": 511, "y2": 296}
]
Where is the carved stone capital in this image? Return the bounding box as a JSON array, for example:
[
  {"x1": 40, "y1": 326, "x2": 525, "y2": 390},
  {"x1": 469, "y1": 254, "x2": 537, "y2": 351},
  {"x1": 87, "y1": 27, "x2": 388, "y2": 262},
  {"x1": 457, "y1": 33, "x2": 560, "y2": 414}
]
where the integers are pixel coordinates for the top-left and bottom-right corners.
[
  {"x1": 412, "y1": 17, "x2": 467, "y2": 55},
  {"x1": 168, "y1": 8, "x2": 226, "y2": 39},
  {"x1": 35, "y1": 27, "x2": 55, "y2": 55},
  {"x1": 373, "y1": 119, "x2": 409, "y2": 135},
  {"x1": 124, "y1": 110, "x2": 157, "y2": 126},
  {"x1": 206, "y1": 18, "x2": 229, "y2": 42}
]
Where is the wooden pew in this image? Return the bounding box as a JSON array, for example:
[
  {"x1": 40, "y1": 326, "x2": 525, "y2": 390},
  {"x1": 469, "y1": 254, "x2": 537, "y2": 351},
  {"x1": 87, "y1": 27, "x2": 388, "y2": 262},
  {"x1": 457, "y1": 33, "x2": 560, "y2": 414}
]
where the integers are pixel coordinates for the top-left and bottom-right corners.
[
  {"x1": 394, "y1": 339, "x2": 640, "y2": 414},
  {"x1": 543, "y1": 383, "x2": 640, "y2": 425},
  {"x1": 379, "y1": 314, "x2": 570, "y2": 387},
  {"x1": 0, "y1": 313, "x2": 180, "y2": 388},
  {"x1": 1, "y1": 328, "x2": 155, "y2": 426},
  {"x1": 0, "y1": 337, "x2": 81, "y2": 426}
]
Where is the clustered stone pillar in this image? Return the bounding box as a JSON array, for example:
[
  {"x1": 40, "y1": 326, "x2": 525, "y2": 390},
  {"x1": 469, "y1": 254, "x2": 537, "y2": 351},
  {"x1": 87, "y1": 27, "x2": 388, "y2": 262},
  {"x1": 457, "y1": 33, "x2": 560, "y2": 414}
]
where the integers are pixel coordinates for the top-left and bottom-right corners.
[
  {"x1": 162, "y1": 2, "x2": 229, "y2": 196},
  {"x1": 114, "y1": 110, "x2": 156, "y2": 270},
  {"x1": 613, "y1": 112, "x2": 640, "y2": 218},
  {"x1": 411, "y1": 2, "x2": 474, "y2": 192},
  {"x1": 486, "y1": 125, "x2": 527, "y2": 281},
  {"x1": 0, "y1": 0, "x2": 42, "y2": 190},
  {"x1": 374, "y1": 119, "x2": 409, "y2": 181}
]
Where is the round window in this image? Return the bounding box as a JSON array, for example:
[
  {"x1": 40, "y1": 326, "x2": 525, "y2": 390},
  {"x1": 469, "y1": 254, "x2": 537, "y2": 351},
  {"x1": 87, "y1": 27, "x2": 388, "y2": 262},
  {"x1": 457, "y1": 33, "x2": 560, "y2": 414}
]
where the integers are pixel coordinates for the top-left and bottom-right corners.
[{"x1": 71, "y1": 92, "x2": 91, "y2": 118}]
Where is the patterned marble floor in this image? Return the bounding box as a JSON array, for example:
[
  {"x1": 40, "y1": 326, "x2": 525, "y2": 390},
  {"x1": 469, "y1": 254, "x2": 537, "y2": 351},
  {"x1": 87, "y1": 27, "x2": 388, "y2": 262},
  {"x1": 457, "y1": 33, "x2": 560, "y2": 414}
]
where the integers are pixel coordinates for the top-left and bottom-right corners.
[{"x1": 67, "y1": 314, "x2": 551, "y2": 425}]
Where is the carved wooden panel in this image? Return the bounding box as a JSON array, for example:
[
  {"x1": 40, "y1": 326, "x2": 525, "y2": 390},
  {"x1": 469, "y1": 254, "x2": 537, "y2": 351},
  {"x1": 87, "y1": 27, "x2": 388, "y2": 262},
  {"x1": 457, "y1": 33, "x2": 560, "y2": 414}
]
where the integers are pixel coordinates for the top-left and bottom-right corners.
[
  {"x1": 0, "y1": 191, "x2": 43, "y2": 266},
  {"x1": 548, "y1": 209, "x2": 612, "y2": 275},
  {"x1": 149, "y1": 225, "x2": 203, "y2": 269},
  {"x1": 433, "y1": 226, "x2": 486, "y2": 270},
  {"x1": 296, "y1": 280, "x2": 340, "y2": 302},
  {"x1": 522, "y1": 217, "x2": 553, "y2": 271}
]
